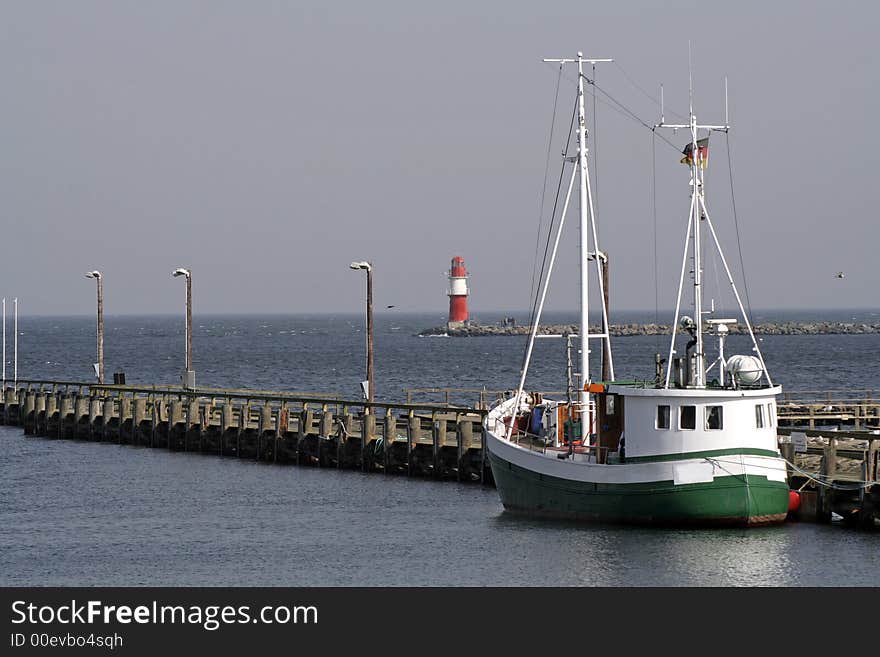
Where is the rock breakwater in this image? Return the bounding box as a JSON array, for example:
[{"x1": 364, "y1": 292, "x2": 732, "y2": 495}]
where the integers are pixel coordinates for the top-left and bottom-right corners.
[{"x1": 418, "y1": 321, "x2": 880, "y2": 337}]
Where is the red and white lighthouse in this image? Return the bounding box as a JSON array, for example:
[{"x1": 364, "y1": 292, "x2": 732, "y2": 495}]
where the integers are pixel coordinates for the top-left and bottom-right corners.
[{"x1": 447, "y1": 256, "x2": 469, "y2": 328}]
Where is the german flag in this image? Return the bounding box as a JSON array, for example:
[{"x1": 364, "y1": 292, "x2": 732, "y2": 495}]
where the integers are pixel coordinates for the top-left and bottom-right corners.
[{"x1": 680, "y1": 137, "x2": 709, "y2": 168}]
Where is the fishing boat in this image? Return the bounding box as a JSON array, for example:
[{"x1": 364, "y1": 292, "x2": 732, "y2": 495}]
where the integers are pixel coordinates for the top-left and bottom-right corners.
[{"x1": 484, "y1": 53, "x2": 790, "y2": 526}]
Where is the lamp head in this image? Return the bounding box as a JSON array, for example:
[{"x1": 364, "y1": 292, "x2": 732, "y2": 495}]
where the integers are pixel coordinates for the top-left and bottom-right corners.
[
  {"x1": 349, "y1": 261, "x2": 371, "y2": 271},
  {"x1": 172, "y1": 268, "x2": 191, "y2": 278},
  {"x1": 84, "y1": 270, "x2": 102, "y2": 279}
]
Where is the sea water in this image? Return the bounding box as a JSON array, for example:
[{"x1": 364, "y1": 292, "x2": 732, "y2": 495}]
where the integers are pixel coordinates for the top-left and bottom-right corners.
[{"x1": 1, "y1": 311, "x2": 878, "y2": 586}]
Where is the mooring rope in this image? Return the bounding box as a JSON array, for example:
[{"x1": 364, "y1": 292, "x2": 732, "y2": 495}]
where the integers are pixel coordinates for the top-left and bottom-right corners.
[{"x1": 705, "y1": 455, "x2": 879, "y2": 490}]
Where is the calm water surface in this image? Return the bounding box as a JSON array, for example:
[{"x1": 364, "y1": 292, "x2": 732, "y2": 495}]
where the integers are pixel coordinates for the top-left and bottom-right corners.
[{"x1": 1, "y1": 312, "x2": 879, "y2": 586}]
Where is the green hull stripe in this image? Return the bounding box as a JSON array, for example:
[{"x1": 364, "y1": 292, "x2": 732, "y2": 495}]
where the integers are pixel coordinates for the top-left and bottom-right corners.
[
  {"x1": 489, "y1": 451, "x2": 789, "y2": 526},
  {"x1": 624, "y1": 447, "x2": 780, "y2": 464}
]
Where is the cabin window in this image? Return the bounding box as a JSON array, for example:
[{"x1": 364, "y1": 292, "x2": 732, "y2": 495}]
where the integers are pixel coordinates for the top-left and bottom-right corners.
[
  {"x1": 706, "y1": 405, "x2": 723, "y2": 430},
  {"x1": 679, "y1": 405, "x2": 696, "y2": 430},
  {"x1": 755, "y1": 404, "x2": 765, "y2": 428},
  {"x1": 656, "y1": 405, "x2": 670, "y2": 430},
  {"x1": 767, "y1": 403, "x2": 775, "y2": 427},
  {"x1": 605, "y1": 395, "x2": 615, "y2": 415}
]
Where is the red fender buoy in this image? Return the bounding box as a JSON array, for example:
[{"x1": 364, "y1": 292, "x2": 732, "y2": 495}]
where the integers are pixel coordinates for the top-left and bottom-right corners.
[{"x1": 788, "y1": 491, "x2": 801, "y2": 513}]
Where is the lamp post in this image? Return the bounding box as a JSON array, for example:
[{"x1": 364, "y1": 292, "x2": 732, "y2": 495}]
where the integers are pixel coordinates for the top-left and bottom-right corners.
[
  {"x1": 172, "y1": 268, "x2": 194, "y2": 388},
  {"x1": 2, "y1": 297, "x2": 5, "y2": 389},
  {"x1": 349, "y1": 261, "x2": 373, "y2": 411},
  {"x1": 13, "y1": 297, "x2": 17, "y2": 387},
  {"x1": 85, "y1": 271, "x2": 104, "y2": 384}
]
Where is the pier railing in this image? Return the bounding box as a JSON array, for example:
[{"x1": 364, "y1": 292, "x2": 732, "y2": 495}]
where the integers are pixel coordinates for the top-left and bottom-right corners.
[{"x1": 778, "y1": 390, "x2": 880, "y2": 430}]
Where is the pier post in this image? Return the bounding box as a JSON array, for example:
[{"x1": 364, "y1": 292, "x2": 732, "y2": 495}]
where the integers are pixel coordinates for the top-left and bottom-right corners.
[
  {"x1": 259, "y1": 404, "x2": 272, "y2": 461},
  {"x1": 432, "y1": 413, "x2": 445, "y2": 479},
  {"x1": 337, "y1": 409, "x2": 351, "y2": 468},
  {"x1": 132, "y1": 398, "x2": 147, "y2": 446},
  {"x1": 45, "y1": 393, "x2": 58, "y2": 437},
  {"x1": 237, "y1": 403, "x2": 249, "y2": 457},
  {"x1": 60, "y1": 393, "x2": 74, "y2": 439},
  {"x1": 384, "y1": 408, "x2": 395, "y2": 473},
  {"x1": 298, "y1": 406, "x2": 313, "y2": 466},
  {"x1": 73, "y1": 395, "x2": 89, "y2": 439},
  {"x1": 201, "y1": 401, "x2": 213, "y2": 452},
  {"x1": 221, "y1": 402, "x2": 234, "y2": 456},
  {"x1": 816, "y1": 440, "x2": 836, "y2": 523},
  {"x1": 102, "y1": 397, "x2": 116, "y2": 441},
  {"x1": 3, "y1": 388, "x2": 16, "y2": 425},
  {"x1": 149, "y1": 397, "x2": 157, "y2": 447},
  {"x1": 826, "y1": 437, "x2": 838, "y2": 481},
  {"x1": 185, "y1": 399, "x2": 200, "y2": 451},
  {"x1": 407, "y1": 411, "x2": 418, "y2": 477},
  {"x1": 22, "y1": 390, "x2": 36, "y2": 435},
  {"x1": 35, "y1": 392, "x2": 48, "y2": 435},
  {"x1": 170, "y1": 400, "x2": 185, "y2": 450},
  {"x1": 88, "y1": 396, "x2": 102, "y2": 440},
  {"x1": 480, "y1": 423, "x2": 488, "y2": 484},
  {"x1": 152, "y1": 396, "x2": 163, "y2": 448},
  {"x1": 276, "y1": 403, "x2": 288, "y2": 463},
  {"x1": 457, "y1": 416, "x2": 473, "y2": 482},
  {"x1": 119, "y1": 396, "x2": 132, "y2": 444},
  {"x1": 779, "y1": 439, "x2": 795, "y2": 484},
  {"x1": 361, "y1": 413, "x2": 375, "y2": 472},
  {"x1": 319, "y1": 405, "x2": 333, "y2": 467}
]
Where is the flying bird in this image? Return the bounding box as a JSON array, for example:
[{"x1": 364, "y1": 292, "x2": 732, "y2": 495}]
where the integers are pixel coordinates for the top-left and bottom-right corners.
[
  {"x1": 386, "y1": 305, "x2": 396, "y2": 308},
  {"x1": 835, "y1": 272, "x2": 845, "y2": 279}
]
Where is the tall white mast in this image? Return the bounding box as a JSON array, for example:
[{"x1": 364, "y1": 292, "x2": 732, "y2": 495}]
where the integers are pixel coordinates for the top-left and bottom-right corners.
[
  {"x1": 656, "y1": 69, "x2": 769, "y2": 388},
  {"x1": 543, "y1": 52, "x2": 612, "y2": 406},
  {"x1": 657, "y1": 108, "x2": 725, "y2": 388},
  {"x1": 576, "y1": 53, "x2": 592, "y2": 403},
  {"x1": 691, "y1": 113, "x2": 705, "y2": 386}
]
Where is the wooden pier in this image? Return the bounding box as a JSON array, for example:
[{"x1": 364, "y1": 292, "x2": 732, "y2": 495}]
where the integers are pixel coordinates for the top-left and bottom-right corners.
[
  {"x1": 777, "y1": 389, "x2": 880, "y2": 430},
  {"x1": 0, "y1": 380, "x2": 491, "y2": 484},
  {"x1": 3, "y1": 380, "x2": 878, "y2": 527}
]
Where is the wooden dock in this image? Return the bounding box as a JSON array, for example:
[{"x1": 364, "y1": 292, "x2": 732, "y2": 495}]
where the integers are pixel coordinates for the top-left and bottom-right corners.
[
  {"x1": 3, "y1": 380, "x2": 878, "y2": 527},
  {"x1": 778, "y1": 389, "x2": 880, "y2": 429},
  {"x1": 1, "y1": 380, "x2": 491, "y2": 483}
]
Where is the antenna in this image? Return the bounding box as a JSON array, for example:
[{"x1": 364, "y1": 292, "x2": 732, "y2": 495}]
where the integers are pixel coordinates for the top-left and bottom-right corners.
[
  {"x1": 660, "y1": 83, "x2": 665, "y2": 124},
  {"x1": 724, "y1": 76, "x2": 729, "y2": 126},
  {"x1": 688, "y1": 41, "x2": 694, "y2": 115},
  {"x1": 543, "y1": 57, "x2": 613, "y2": 65},
  {"x1": 13, "y1": 297, "x2": 17, "y2": 386}
]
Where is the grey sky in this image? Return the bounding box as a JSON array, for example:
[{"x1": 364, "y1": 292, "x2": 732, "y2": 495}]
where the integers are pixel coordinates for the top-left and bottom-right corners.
[{"x1": 1, "y1": 0, "x2": 876, "y2": 316}]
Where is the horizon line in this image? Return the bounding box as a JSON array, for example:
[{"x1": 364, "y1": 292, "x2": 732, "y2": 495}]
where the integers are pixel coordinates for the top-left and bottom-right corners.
[{"x1": 5, "y1": 306, "x2": 880, "y2": 319}]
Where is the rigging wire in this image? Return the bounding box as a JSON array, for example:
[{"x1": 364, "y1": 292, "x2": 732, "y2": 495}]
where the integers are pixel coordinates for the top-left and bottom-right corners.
[
  {"x1": 612, "y1": 61, "x2": 689, "y2": 122},
  {"x1": 525, "y1": 93, "x2": 578, "y2": 343},
  {"x1": 650, "y1": 134, "x2": 657, "y2": 330},
  {"x1": 725, "y1": 132, "x2": 754, "y2": 320},
  {"x1": 707, "y1": 456, "x2": 880, "y2": 490},
  {"x1": 544, "y1": 62, "x2": 681, "y2": 153},
  {"x1": 580, "y1": 73, "x2": 682, "y2": 153},
  {"x1": 592, "y1": 63, "x2": 599, "y2": 215},
  {"x1": 529, "y1": 65, "x2": 564, "y2": 304}
]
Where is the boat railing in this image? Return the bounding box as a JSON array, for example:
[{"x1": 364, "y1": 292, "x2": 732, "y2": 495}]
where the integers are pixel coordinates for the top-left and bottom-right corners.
[
  {"x1": 405, "y1": 387, "x2": 567, "y2": 410},
  {"x1": 502, "y1": 423, "x2": 608, "y2": 461}
]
